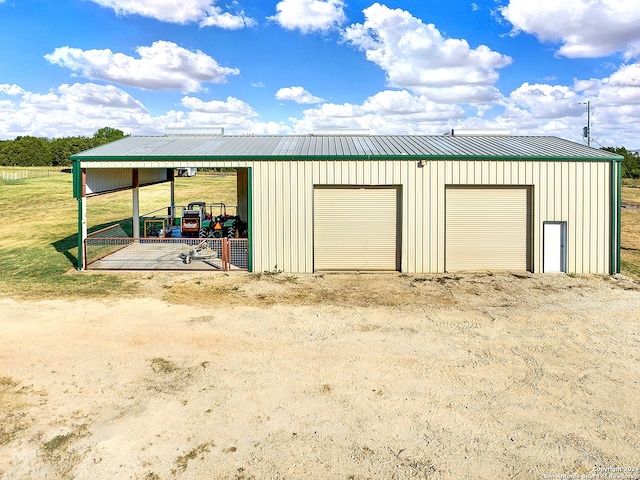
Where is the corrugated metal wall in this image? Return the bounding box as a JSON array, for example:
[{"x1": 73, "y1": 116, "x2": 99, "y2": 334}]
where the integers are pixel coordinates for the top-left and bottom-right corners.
[
  {"x1": 245, "y1": 159, "x2": 611, "y2": 275},
  {"x1": 85, "y1": 168, "x2": 132, "y2": 195},
  {"x1": 85, "y1": 168, "x2": 168, "y2": 195},
  {"x1": 80, "y1": 158, "x2": 612, "y2": 274},
  {"x1": 139, "y1": 168, "x2": 169, "y2": 186}
]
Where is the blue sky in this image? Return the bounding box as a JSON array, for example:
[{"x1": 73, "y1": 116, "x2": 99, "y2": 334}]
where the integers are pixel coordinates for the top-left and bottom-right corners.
[{"x1": 1, "y1": 0, "x2": 639, "y2": 147}]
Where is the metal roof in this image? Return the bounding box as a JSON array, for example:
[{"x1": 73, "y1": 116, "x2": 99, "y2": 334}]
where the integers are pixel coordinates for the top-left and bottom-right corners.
[{"x1": 71, "y1": 134, "x2": 622, "y2": 161}]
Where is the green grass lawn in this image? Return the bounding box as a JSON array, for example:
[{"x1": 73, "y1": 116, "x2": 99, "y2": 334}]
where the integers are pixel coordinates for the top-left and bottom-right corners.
[
  {"x1": 621, "y1": 185, "x2": 640, "y2": 280},
  {"x1": 0, "y1": 169, "x2": 638, "y2": 300}
]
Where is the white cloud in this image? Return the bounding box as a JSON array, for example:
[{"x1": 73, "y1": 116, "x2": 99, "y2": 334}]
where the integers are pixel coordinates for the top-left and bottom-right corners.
[
  {"x1": 343, "y1": 3, "x2": 511, "y2": 103},
  {"x1": 4, "y1": 57, "x2": 640, "y2": 146},
  {"x1": 199, "y1": 5, "x2": 257, "y2": 29},
  {"x1": 89, "y1": 0, "x2": 256, "y2": 28},
  {"x1": 0, "y1": 82, "x2": 291, "y2": 138},
  {"x1": 172, "y1": 96, "x2": 263, "y2": 133},
  {"x1": 275, "y1": 86, "x2": 324, "y2": 104},
  {"x1": 302, "y1": 102, "x2": 364, "y2": 119},
  {"x1": 495, "y1": 62, "x2": 640, "y2": 145},
  {"x1": 608, "y1": 63, "x2": 640, "y2": 88},
  {"x1": 287, "y1": 60, "x2": 640, "y2": 144},
  {"x1": 507, "y1": 83, "x2": 582, "y2": 119},
  {"x1": 0, "y1": 84, "x2": 26, "y2": 96},
  {"x1": 181, "y1": 96, "x2": 258, "y2": 117},
  {"x1": 293, "y1": 89, "x2": 465, "y2": 134},
  {"x1": 362, "y1": 90, "x2": 464, "y2": 120},
  {"x1": 575, "y1": 63, "x2": 640, "y2": 105},
  {"x1": 414, "y1": 85, "x2": 504, "y2": 104},
  {"x1": 509, "y1": 63, "x2": 640, "y2": 120},
  {"x1": 0, "y1": 83, "x2": 150, "y2": 138},
  {"x1": 500, "y1": 0, "x2": 640, "y2": 59},
  {"x1": 44, "y1": 41, "x2": 240, "y2": 93},
  {"x1": 269, "y1": 0, "x2": 346, "y2": 33}
]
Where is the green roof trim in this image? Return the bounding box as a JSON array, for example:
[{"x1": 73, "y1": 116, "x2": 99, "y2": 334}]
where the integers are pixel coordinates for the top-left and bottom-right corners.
[
  {"x1": 71, "y1": 154, "x2": 622, "y2": 163},
  {"x1": 613, "y1": 161, "x2": 622, "y2": 273},
  {"x1": 247, "y1": 167, "x2": 253, "y2": 273}
]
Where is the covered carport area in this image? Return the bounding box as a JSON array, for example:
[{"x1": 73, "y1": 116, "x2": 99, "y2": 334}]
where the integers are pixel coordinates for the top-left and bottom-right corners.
[{"x1": 72, "y1": 157, "x2": 251, "y2": 271}]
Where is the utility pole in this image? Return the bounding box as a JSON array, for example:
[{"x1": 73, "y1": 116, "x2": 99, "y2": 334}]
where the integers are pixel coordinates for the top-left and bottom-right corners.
[{"x1": 580, "y1": 101, "x2": 592, "y2": 147}]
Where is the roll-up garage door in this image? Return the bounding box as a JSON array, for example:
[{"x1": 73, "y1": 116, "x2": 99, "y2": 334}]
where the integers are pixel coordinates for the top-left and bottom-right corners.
[
  {"x1": 314, "y1": 186, "x2": 401, "y2": 271},
  {"x1": 446, "y1": 187, "x2": 531, "y2": 271}
]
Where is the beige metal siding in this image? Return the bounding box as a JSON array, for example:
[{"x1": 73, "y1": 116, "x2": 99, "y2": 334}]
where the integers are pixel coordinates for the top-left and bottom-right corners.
[
  {"x1": 247, "y1": 161, "x2": 406, "y2": 273},
  {"x1": 445, "y1": 187, "x2": 530, "y2": 271},
  {"x1": 138, "y1": 168, "x2": 169, "y2": 186},
  {"x1": 85, "y1": 168, "x2": 168, "y2": 195},
  {"x1": 314, "y1": 186, "x2": 400, "y2": 271},
  {"x1": 246, "y1": 159, "x2": 609, "y2": 274},
  {"x1": 85, "y1": 168, "x2": 132, "y2": 195},
  {"x1": 82, "y1": 157, "x2": 612, "y2": 274}
]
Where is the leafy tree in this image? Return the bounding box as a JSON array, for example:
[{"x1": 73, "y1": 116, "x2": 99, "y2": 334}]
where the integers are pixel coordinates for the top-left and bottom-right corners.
[
  {"x1": 602, "y1": 146, "x2": 640, "y2": 179},
  {"x1": 0, "y1": 140, "x2": 9, "y2": 166},
  {"x1": 50, "y1": 136, "x2": 94, "y2": 166},
  {"x1": 91, "y1": 127, "x2": 127, "y2": 146},
  {"x1": 2, "y1": 136, "x2": 52, "y2": 166}
]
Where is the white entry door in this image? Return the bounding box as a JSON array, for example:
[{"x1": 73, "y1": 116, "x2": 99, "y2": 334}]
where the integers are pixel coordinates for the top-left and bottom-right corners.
[{"x1": 543, "y1": 222, "x2": 566, "y2": 273}]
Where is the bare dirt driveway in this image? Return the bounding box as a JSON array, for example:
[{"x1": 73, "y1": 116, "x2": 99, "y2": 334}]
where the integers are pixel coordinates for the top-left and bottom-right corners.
[{"x1": 1, "y1": 272, "x2": 639, "y2": 479}]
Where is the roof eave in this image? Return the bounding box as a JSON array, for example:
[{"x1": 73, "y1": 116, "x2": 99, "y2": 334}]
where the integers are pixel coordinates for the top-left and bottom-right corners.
[{"x1": 71, "y1": 153, "x2": 624, "y2": 163}]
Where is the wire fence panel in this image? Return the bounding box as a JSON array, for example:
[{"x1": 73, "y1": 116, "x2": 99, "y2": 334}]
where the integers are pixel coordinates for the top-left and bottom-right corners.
[
  {"x1": 1, "y1": 169, "x2": 66, "y2": 181},
  {"x1": 86, "y1": 224, "x2": 133, "y2": 264},
  {"x1": 85, "y1": 236, "x2": 248, "y2": 271},
  {"x1": 88, "y1": 223, "x2": 131, "y2": 240},
  {"x1": 229, "y1": 238, "x2": 249, "y2": 270}
]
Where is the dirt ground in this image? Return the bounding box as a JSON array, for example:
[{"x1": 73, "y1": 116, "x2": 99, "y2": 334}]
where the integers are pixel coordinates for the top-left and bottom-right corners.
[{"x1": 1, "y1": 272, "x2": 639, "y2": 479}]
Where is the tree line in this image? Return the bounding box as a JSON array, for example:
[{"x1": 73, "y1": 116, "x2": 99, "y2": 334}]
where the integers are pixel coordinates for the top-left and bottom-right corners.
[{"x1": 0, "y1": 127, "x2": 127, "y2": 167}]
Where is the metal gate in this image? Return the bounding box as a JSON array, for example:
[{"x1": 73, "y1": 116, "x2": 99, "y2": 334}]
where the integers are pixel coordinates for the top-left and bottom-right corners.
[{"x1": 85, "y1": 225, "x2": 248, "y2": 271}]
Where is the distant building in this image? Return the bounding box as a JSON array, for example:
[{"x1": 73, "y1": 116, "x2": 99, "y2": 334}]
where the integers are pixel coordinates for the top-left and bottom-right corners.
[{"x1": 176, "y1": 167, "x2": 197, "y2": 177}]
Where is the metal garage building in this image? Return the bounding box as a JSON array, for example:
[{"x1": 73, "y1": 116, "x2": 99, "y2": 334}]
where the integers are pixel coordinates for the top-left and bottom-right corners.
[{"x1": 72, "y1": 132, "x2": 622, "y2": 274}]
